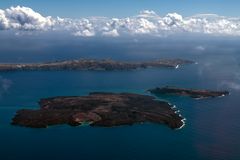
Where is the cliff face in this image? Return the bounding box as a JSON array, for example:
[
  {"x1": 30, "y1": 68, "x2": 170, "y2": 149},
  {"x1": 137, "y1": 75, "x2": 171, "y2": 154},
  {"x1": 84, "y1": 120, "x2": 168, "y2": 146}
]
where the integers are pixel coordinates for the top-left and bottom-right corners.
[{"x1": 11, "y1": 92, "x2": 184, "y2": 129}]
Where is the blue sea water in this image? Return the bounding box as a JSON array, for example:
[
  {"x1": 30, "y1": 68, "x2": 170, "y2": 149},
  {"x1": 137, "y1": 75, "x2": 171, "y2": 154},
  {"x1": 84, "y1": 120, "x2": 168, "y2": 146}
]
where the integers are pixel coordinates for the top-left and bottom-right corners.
[{"x1": 0, "y1": 38, "x2": 240, "y2": 160}]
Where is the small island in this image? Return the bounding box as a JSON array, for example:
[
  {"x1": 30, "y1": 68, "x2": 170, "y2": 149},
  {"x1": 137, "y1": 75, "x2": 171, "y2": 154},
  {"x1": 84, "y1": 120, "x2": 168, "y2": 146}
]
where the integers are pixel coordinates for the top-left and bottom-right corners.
[
  {"x1": 148, "y1": 86, "x2": 229, "y2": 99},
  {"x1": 11, "y1": 92, "x2": 184, "y2": 129},
  {"x1": 0, "y1": 59, "x2": 194, "y2": 71}
]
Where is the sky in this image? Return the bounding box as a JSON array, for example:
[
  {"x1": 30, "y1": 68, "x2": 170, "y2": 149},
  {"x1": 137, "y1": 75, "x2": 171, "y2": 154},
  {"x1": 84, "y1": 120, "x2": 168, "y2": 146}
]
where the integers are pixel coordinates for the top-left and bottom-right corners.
[
  {"x1": 0, "y1": 0, "x2": 240, "y2": 18},
  {"x1": 1, "y1": 0, "x2": 240, "y2": 80}
]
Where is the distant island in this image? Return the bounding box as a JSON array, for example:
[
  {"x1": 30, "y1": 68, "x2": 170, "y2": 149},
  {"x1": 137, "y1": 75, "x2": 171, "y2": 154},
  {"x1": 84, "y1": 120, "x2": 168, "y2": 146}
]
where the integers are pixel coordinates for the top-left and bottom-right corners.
[
  {"x1": 0, "y1": 59, "x2": 194, "y2": 71},
  {"x1": 148, "y1": 86, "x2": 229, "y2": 99},
  {"x1": 11, "y1": 92, "x2": 184, "y2": 129}
]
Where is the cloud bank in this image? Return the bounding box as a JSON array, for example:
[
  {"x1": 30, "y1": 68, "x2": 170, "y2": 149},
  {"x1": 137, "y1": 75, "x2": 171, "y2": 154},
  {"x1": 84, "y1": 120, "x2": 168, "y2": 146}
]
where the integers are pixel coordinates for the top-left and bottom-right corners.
[{"x1": 1, "y1": 6, "x2": 240, "y2": 37}]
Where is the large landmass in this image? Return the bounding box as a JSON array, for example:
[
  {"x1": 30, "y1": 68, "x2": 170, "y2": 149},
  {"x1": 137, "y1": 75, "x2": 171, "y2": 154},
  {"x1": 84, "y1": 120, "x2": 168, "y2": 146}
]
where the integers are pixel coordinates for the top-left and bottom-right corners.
[
  {"x1": 11, "y1": 92, "x2": 184, "y2": 129},
  {"x1": 0, "y1": 59, "x2": 194, "y2": 71},
  {"x1": 148, "y1": 86, "x2": 229, "y2": 99}
]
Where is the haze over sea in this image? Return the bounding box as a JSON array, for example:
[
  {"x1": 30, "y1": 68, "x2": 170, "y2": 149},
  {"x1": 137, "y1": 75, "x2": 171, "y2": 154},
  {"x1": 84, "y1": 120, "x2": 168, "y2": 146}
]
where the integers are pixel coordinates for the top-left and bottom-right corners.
[{"x1": 0, "y1": 36, "x2": 240, "y2": 160}]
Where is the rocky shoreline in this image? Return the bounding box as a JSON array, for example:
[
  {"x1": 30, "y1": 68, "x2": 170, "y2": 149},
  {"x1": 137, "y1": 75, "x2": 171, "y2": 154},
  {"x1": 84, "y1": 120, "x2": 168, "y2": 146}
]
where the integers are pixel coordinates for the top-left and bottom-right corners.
[
  {"x1": 11, "y1": 92, "x2": 184, "y2": 129},
  {"x1": 0, "y1": 59, "x2": 194, "y2": 71}
]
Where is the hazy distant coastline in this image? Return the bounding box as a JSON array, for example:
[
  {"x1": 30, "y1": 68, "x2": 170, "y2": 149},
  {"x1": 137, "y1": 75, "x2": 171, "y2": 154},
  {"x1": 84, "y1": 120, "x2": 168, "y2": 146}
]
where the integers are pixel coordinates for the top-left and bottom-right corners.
[{"x1": 0, "y1": 59, "x2": 194, "y2": 71}]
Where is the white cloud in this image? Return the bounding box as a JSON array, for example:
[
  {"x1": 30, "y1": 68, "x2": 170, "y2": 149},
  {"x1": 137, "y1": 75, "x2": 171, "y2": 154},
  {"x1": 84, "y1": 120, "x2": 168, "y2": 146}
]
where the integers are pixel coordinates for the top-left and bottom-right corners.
[
  {"x1": 1, "y1": 6, "x2": 240, "y2": 37},
  {"x1": 163, "y1": 13, "x2": 183, "y2": 26},
  {"x1": 138, "y1": 10, "x2": 158, "y2": 18},
  {"x1": 102, "y1": 29, "x2": 119, "y2": 37},
  {"x1": 221, "y1": 81, "x2": 240, "y2": 91},
  {"x1": 195, "y1": 46, "x2": 206, "y2": 51},
  {"x1": 0, "y1": 76, "x2": 12, "y2": 97},
  {"x1": 1, "y1": 6, "x2": 54, "y2": 30},
  {"x1": 0, "y1": 9, "x2": 9, "y2": 29},
  {"x1": 73, "y1": 29, "x2": 95, "y2": 37}
]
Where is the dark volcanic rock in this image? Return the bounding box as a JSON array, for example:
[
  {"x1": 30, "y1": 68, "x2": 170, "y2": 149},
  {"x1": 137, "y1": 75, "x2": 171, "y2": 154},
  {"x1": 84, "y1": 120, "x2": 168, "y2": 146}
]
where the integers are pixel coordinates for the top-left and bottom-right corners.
[
  {"x1": 11, "y1": 92, "x2": 184, "y2": 129},
  {"x1": 148, "y1": 86, "x2": 229, "y2": 99},
  {"x1": 0, "y1": 59, "x2": 194, "y2": 71}
]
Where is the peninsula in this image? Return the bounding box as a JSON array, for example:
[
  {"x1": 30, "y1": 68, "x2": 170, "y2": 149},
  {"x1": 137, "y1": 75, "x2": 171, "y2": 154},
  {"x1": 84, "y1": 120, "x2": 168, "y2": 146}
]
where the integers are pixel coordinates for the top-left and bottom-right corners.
[
  {"x1": 148, "y1": 86, "x2": 229, "y2": 99},
  {"x1": 11, "y1": 92, "x2": 184, "y2": 129},
  {"x1": 0, "y1": 59, "x2": 194, "y2": 71}
]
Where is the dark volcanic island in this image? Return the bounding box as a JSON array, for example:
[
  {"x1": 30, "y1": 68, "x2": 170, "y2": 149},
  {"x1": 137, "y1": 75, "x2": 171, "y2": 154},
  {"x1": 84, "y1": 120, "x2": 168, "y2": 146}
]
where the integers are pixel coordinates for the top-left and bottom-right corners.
[
  {"x1": 149, "y1": 86, "x2": 229, "y2": 99},
  {"x1": 0, "y1": 59, "x2": 194, "y2": 71},
  {"x1": 11, "y1": 92, "x2": 184, "y2": 129}
]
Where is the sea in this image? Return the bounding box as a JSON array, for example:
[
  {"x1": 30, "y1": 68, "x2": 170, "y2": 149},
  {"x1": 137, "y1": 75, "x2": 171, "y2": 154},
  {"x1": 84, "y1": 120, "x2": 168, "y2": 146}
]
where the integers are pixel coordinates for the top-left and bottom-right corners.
[{"x1": 0, "y1": 36, "x2": 240, "y2": 160}]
